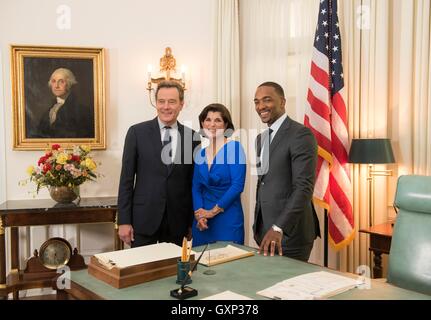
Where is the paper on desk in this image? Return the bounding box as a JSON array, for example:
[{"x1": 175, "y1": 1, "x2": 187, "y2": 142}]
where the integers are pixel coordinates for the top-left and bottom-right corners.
[
  {"x1": 257, "y1": 271, "x2": 358, "y2": 300},
  {"x1": 197, "y1": 245, "x2": 254, "y2": 266},
  {"x1": 202, "y1": 290, "x2": 253, "y2": 300},
  {"x1": 94, "y1": 242, "x2": 195, "y2": 269}
]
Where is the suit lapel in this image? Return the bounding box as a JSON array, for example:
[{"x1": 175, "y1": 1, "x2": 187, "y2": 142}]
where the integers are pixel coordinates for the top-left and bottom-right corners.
[
  {"x1": 256, "y1": 132, "x2": 268, "y2": 182},
  {"x1": 257, "y1": 116, "x2": 291, "y2": 182},
  {"x1": 269, "y1": 116, "x2": 290, "y2": 158},
  {"x1": 149, "y1": 117, "x2": 172, "y2": 177},
  {"x1": 256, "y1": 133, "x2": 262, "y2": 158},
  {"x1": 149, "y1": 117, "x2": 163, "y2": 158}
]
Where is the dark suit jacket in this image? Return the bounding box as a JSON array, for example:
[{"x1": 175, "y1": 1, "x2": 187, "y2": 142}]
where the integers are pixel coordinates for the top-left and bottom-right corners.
[
  {"x1": 253, "y1": 115, "x2": 320, "y2": 247},
  {"x1": 117, "y1": 118, "x2": 200, "y2": 238},
  {"x1": 37, "y1": 92, "x2": 94, "y2": 138}
]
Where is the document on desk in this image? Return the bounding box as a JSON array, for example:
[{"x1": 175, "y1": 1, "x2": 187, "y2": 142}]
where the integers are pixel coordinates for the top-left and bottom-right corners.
[
  {"x1": 257, "y1": 271, "x2": 358, "y2": 300},
  {"x1": 202, "y1": 290, "x2": 253, "y2": 300},
  {"x1": 196, "y1": 245, "x2": 254, "y2": 267},
  {"x1": 94, "y1": 242, "x2": 195, "y2": 269}
]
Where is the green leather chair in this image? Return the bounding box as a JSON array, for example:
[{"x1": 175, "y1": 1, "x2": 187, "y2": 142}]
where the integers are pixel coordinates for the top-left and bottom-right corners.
[{"x1": 387, "y1": 175, "x2": 431, "y2": 295}]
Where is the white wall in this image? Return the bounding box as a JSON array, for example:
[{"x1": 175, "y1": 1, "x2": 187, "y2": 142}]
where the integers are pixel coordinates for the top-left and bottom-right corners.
[
  {"x1": 1, "y1": 0, "x2": 215, "y2": 200},
  {"x1": 0, "y1": 0, "x2": 216, "y2": 291}
]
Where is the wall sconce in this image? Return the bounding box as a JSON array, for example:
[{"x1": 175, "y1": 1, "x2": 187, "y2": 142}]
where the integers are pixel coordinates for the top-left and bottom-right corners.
[
  {"x1": 147, "y1": 47, "x2": 186, "y2": 107},
  {"x1": 348, "y1": 138, "x2": 396, "y2": 227}
]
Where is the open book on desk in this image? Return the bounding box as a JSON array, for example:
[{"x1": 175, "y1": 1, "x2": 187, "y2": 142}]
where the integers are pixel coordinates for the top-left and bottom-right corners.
[
  {"x1": 89, "y1": 242, "x2": 197, "y2": 289},
  {"x1": 257, "y1": 271, "x2": 359, "y2": 300},
  {"x1": 196, "y1": 245, "x2": 254, "y2": 267},
  {"x1": 94, "y1": 242, "x2": 195, "y2": 270}
]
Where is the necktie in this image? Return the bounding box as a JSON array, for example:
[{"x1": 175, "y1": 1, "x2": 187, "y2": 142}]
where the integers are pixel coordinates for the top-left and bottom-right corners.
[
  {"x1": 268, "y1": 128, "x2": 273, "y2": 142},
  {"x1": 260, "y1": 128, "x2": 273, "y2": 174},
  {"x1": 162, "y1": 126, "x2": 173, "y2": 166}
]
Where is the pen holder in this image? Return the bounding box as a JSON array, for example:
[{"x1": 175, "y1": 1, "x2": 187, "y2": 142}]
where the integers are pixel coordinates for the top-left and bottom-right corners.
[{"x1": 176, "y1": 259, "x2": 192, "y2": 285}]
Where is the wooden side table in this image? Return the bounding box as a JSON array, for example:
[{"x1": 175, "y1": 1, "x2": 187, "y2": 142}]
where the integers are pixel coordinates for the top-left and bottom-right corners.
[
  {"x1": 359, "y1": 222, "x2": 393, "y2": 278},
  {"x1": 0, "y1": 197, "x2": 120, "y2": 299}
]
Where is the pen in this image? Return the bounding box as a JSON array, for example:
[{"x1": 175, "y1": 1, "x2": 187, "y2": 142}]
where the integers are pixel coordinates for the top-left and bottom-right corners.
[
  {"x1": 181, "y1": 237, "x2": 187, "y2": 262},
  {"x1": 186, "y1": 239, "x2": 193, "y2": 262},
  {"x1": 178, "y1": 244, "x2": 208, "y2": 293}
]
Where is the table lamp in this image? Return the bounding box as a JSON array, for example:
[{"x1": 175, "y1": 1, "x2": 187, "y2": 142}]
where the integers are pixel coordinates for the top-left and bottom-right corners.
[{"x1": 348, "y1": 138, "x2": 395, "y2": 227}]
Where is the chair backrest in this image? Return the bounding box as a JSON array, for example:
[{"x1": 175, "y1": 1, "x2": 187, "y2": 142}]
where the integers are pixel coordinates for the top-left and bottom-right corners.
[{"x1": 387, "y1": 175, "x2": 431, "y2": 295}]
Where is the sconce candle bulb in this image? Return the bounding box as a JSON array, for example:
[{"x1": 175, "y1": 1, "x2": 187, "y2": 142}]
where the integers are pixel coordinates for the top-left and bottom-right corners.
[
  {"x1": 181, "y1": 65, "x2": 186, "y2": 80},
  {"x1": 147, "y1": 64, "x2": 153, "y2": 82}
]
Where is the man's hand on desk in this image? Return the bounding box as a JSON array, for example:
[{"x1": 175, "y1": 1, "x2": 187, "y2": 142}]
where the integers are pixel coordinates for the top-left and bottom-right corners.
[
  {"x1": 118, "y1": 224, "x2": 134, "y2": 245},
  {"x1": 259, "y1": 229, "x2": 283, "y2": 257}
]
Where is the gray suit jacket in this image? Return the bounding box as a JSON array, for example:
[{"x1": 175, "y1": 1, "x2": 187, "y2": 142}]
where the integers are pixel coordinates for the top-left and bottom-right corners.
[{"x1": 253, "y1": 115, "x2": 320, "y2": 247}]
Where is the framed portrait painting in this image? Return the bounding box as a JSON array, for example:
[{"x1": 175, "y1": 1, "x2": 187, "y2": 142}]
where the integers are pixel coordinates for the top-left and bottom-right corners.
[{"x1": 11, "y1": 45, "x2": 106, "y2": 150}]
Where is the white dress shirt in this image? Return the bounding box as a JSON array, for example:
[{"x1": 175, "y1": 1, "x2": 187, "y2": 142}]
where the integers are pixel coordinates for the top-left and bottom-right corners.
[
  {"x1": 260, "y1": 113, "x2": 287, "y2": 164},
  {"x1": 157, "y1": 118, "x2": 179, "y2": 163}
]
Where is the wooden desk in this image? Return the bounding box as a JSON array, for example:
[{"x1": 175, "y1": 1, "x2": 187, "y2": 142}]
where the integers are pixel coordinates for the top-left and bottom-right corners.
[
  {"x1": 0, "y1": 197, "x2": 120, "y2": 299},
  {"x1": 359, "y1": 222, "x2": 393, "y2": 278}
]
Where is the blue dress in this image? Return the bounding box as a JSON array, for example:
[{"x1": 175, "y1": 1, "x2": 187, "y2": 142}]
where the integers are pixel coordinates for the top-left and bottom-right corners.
[{"x1": 192, "y1": 140, "x2": 246, "y2": 246}]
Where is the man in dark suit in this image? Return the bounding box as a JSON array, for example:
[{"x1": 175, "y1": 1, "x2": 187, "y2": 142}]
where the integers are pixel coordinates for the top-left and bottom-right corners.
[
  {"x1": 117, "y1": 80, "x2": 199, "y2": 247},
  {"x1": 37, "y1": 68, "x2": 94, "y2": 138},
  {"x1": 253, "y1": 81, "x2": 320, "y2": 262}
]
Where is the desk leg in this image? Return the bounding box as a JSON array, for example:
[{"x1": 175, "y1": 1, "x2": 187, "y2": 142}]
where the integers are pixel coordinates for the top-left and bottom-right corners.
[
  {"x1": 0, "y1": 217, "x2": 6, "y2": 299},
  {"x1": 10, "y1": 227, "x2": 19, "y2": 299},
  {"x1": 11, "y1": 227, "x2": 19, "y2": 271},
  {"x1": 114, "y1": 232, "x2": 122, "y2": 251},
  {"x1": 372, "y1": 251, "x2": 383, "y2": 278}
]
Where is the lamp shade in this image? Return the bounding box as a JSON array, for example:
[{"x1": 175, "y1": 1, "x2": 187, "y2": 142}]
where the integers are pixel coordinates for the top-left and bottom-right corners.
[{"x1": 348, "y1": 138, "x2": 395, "y2": 164}]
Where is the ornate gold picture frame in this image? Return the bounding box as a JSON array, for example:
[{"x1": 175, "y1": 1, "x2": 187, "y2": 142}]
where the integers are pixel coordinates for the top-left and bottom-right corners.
[{"x1": 11, "y1": 45, "x2": 106, "y2": 150}]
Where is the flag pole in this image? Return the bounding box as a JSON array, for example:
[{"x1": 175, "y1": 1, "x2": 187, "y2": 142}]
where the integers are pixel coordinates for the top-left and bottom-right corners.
[{"x1": 324, "y1": 209, "x2": 328, "y2": 267}]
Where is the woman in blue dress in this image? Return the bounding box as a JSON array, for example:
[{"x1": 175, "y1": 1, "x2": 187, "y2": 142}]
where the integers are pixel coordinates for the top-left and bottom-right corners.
[{"x1": 192, "y1": 103, "x2": 246, "y2": 246}]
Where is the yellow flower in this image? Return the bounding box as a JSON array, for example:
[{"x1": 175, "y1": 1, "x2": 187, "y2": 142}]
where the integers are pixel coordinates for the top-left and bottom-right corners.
[
  {"x1": 24, "y1": 144, "x2": 101, "y2": 195},
  {"x1": 85, "y1": 158, "x2": 97, "y2": 170},
  {"x1": 56, "y1": 153, "x2": 69, "y2": 164},
  {"x1": 26, "y1": 165, "x2": 35, "y2": 176},
  {"x1": 81, "y1": 145, "x2": 91, "y2": 153}
]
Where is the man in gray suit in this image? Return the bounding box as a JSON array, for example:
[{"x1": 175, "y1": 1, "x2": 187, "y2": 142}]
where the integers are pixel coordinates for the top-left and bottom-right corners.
[{"x1": 253, "y1": 82, "x2": 320, "y2": 261}]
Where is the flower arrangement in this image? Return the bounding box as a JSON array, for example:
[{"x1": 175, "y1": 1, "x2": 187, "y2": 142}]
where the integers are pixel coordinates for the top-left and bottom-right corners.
[{"x1": 25, "y1": 144, "x2": 99, "y2": 194}]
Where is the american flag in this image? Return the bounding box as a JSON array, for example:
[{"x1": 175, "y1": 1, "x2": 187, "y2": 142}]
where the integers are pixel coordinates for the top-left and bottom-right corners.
[{"x1": 304, "y1": 0, "x2": 354, "y2": 249}]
